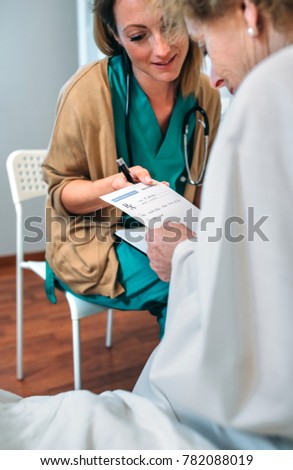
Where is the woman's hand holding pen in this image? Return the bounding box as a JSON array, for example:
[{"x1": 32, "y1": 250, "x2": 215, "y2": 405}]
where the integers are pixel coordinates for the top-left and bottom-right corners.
[
  {"x1": 61, "y1": 166, "x2": 153, "y2": 215},
  {"x1": 112, "y1": 164, "x2": 153, "y2": 190},
  {"x1": 113, "y1": 158, "x2": 170, "y2": 190},
  {"x1": 60, "y1": 160, "x2": 168, "y2": 215}
]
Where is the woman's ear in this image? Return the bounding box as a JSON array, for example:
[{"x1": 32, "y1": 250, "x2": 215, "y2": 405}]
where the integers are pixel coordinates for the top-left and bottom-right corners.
[{"x1": 243, "y1": 0, "x2": 260, "y2": 33}]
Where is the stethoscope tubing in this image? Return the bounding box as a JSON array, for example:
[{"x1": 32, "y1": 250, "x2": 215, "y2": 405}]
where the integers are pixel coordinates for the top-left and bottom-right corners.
[
  {"x1": 125, "y1": 59, "x2": 210, "y2": 187},
  {"x1": 183, "y1": 104, "x2": 210, "y2": 186}
]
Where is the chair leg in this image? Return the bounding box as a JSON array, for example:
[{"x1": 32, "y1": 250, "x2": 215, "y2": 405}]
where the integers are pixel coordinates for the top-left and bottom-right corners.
[
  {"x1": 16, "y1": 266, "x2": 23, "y2": 380},
  {"x1": 105, "y1": 308, "x2": 113, "y2": 348},
  {"x1": 72, "y1": 318, "x2": 82, "y2": 390}
]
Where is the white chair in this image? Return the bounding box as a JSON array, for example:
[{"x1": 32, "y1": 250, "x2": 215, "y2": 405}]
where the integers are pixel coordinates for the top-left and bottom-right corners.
[{"x1": 6, "y1": 149, "x2": 113, "y2": 390}]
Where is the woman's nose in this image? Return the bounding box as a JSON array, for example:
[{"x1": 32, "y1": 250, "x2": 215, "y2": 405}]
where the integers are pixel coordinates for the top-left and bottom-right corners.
[
  {"x1": 152, "y1": 33, "x2": 171, "y2": 57},
  {"x1": 209, "y1": 64, "x2": 225, "y2": 89}
]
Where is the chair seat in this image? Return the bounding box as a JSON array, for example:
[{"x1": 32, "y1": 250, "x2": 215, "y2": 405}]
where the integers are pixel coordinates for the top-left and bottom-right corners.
[
  {"x1": 21, "y1": 260, "x2": 46, "y2": 279},
  {"x1": 65, "y1": 291, "x2": 107, "y2": 320}
]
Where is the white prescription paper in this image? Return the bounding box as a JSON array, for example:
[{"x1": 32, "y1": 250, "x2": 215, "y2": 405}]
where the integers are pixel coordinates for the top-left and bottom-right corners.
[
  {"x1": 101, "y1": 182, "x2": 200, "y2": 232},
  {"x1": 115, "y1": 226, "x2": 148, "y2": 254}
]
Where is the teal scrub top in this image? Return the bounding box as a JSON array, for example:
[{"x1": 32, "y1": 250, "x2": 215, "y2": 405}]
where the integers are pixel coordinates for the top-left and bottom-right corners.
[{"x1": 108, "y1": 55, "x2": 197, "y2": 196}]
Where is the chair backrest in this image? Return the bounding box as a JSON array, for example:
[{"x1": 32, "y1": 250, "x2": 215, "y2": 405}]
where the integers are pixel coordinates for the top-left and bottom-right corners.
[{"x1": 6, "y1": 150, "x2": 48, "y2": 204}]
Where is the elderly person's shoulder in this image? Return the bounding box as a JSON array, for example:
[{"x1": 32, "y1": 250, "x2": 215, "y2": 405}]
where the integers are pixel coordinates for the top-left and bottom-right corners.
[
  {"x1": 222, "y1": 44, "x2": 293, "y2": 130},
  {"x1": 238, "y1": 44, "x2": 293, "y2": 101}
]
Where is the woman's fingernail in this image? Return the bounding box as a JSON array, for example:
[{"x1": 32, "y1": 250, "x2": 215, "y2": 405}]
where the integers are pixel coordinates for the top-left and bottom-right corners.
[{"x1": 145, "y1": 176, "x2": 153, "y2": 183}]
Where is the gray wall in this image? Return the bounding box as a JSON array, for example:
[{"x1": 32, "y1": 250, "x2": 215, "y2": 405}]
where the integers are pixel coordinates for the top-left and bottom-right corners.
[{"x1": 0, "y1": 0, "x2": 79, "y2": 256}]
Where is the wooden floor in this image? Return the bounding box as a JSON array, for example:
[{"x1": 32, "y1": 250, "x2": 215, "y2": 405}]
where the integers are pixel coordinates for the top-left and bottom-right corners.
[{"x1": 0, "y1": 257, "x2": 159, "y2": 397}]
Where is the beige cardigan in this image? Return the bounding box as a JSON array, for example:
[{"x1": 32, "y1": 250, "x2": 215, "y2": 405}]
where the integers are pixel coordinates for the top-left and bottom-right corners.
[{"x1": 43, "y1": 58, "x2": 221, "y2": 298}]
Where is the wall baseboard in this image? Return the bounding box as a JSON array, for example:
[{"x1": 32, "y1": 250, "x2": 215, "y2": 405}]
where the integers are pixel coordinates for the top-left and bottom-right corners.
[{"x1": 0, "y1": 251, "x2": 45, "y2": 267}]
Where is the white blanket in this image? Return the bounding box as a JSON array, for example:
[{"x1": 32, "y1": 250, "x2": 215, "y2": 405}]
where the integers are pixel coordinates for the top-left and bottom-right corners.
[{"x1": 0, "y1": 388, "x2": 214, "y2": 449}]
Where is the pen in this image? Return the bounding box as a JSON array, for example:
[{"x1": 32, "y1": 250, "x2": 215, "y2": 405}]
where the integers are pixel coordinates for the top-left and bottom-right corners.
[{"x1": 116, "y1": 157, "x2": 136, "y2": 184}]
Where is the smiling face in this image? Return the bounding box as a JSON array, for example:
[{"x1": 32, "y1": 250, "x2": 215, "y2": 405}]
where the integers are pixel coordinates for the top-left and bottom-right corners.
[{"x1": 113, "y1": 0, "x2": 189, "y2": 89}]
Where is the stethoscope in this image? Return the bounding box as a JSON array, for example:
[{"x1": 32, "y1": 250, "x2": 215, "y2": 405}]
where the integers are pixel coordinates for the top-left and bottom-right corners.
[
  {"x1": 182, "y1": 104, "x2": 209, "y2": 186},
  {"x1": 124, "y1": 56, "x2": 210, "y2": 187}
]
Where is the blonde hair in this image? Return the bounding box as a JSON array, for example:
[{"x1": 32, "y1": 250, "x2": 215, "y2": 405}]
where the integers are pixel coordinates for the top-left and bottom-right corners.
[{"x1": 92, "y1": 0, "x2": 203, "y2": 97}]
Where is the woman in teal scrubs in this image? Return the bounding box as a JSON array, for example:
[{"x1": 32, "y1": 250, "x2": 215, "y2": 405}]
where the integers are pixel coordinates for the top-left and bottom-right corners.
[{"x1": 43, "y1": 0, "x2": 221, "y2": 337}]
